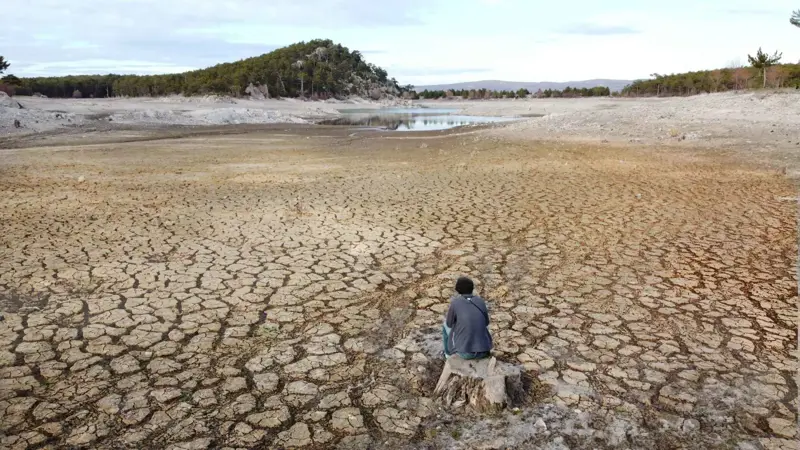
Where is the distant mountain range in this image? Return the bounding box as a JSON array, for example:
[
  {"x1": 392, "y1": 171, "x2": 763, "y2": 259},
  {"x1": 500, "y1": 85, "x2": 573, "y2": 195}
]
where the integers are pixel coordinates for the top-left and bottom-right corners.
[{"x1": 415, "y1": 79, "x2": 633, "y2": 93}]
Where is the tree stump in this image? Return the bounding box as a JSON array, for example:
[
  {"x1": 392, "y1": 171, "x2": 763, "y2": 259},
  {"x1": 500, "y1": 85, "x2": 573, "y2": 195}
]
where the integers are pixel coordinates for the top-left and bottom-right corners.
[{"x1": 434, "y1": 355, "x2": 525, "y2": 413}]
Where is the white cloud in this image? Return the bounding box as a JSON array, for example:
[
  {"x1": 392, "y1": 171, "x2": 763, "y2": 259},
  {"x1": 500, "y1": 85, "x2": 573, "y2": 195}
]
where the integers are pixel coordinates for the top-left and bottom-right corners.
[{"x1": 19, "y1": 60, "x2": 199, "y2": 76}]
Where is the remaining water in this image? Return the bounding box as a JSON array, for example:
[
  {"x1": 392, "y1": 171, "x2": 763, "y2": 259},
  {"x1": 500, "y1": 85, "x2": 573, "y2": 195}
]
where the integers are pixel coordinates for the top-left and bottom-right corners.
[{"x1": 321, "y1": 108, "x2": 514, "y2": 131}]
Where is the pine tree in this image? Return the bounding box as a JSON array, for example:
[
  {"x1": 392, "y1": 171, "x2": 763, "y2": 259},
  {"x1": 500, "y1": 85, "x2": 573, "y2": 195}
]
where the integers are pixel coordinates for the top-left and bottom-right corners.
[{"x1": 747, "y1": 48, "x2": 783, "y2": 88}]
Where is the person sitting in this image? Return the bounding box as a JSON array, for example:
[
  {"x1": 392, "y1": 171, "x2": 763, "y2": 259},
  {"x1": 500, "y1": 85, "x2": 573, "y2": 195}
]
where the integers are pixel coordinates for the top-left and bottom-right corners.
[{"x1": 442, "y1": 276, "x2": 493, "y2": 360}]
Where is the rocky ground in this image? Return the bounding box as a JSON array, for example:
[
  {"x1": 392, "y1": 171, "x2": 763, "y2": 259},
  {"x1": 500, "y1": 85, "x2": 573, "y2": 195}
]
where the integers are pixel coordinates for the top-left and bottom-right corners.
[
  {"x1": 0, "y1": 120, "x2": 796, "y2": 449},
  {"x1": 4, "y1": 90, "x2": 800, "y2": 177},
  {"x1": 429, "y1": 91, "x2": 800, "y2": 176},
  {"x1": 0, "y1": 94, "x2": 412, "y2": 135}
]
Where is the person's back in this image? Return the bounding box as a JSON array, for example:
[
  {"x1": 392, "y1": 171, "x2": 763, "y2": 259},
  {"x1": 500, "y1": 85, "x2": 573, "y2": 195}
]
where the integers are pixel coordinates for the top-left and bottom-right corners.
[{"x1": 442, "y1": 277, "x2": 493, "y2": 359}]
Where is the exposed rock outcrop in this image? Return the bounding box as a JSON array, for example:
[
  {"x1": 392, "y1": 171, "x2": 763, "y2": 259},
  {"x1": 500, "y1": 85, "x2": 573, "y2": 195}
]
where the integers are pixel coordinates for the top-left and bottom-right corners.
[{"x1": 245, "y1": 83, "x2": 270, "y2": 100}]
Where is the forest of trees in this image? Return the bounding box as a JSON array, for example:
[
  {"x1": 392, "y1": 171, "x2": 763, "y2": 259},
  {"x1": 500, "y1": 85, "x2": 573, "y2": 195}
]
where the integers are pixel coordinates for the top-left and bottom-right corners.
[
  {"x1": 621, "y1": 63, "x2": 800, "y2": 97},
  {"x1": 416, "y1": 88, "x2": 523, "y2": 99},
  {"x1": 624, "y1": 13, "x2": 799, "y2": 97},
  {"x1": 415, "y1": 85, "x2": 611, "y2": 99},
  {"x1": 537, "y1": 86, "x2": 611, "y2": 98},
  {"x1": 5, "y1": 40, "x2": 403, "y2": 99}
]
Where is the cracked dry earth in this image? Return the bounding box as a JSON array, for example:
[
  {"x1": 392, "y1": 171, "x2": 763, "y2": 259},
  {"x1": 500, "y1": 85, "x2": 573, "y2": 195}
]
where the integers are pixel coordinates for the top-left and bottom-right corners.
[{"x1": 0, "y1": 127, "x2": 797, "y2": 450}]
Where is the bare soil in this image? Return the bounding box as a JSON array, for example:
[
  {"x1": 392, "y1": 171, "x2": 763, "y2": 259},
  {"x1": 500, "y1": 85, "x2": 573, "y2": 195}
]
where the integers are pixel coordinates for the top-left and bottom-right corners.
[{"x1": 0, "y1": 114, "x2": 797, "y2": 449}]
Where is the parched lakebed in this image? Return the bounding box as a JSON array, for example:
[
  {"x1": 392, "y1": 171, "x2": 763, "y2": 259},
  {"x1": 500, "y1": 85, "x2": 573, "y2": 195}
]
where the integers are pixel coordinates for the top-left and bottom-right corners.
[{"x1": 0, "y1": 127, "x2": 796, "y2": 449}]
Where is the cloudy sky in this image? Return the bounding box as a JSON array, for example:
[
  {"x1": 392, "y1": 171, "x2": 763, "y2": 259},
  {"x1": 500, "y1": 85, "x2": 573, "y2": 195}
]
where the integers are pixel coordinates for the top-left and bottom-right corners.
[{"x1": 1, "y1": 0, "x2": 798, "y2": 85}]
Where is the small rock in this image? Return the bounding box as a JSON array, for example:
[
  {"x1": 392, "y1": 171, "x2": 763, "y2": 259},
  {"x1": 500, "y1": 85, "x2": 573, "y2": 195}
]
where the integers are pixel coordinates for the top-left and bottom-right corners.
[
  {"x1": 682, "y1": 418, "x2": 700, "y2": 433},
  {"x1": 13, "y1": 119, "x2": 21, "y2": 128},
  {"x1": 277, "y1": 422, "x2": 312, "y2": 448},
  {"x1": 96, "y1": 394, "x2": 122, "y2": 414},
  {"x1": 767, "y1": 417, "x2": 797, "y2": 438},
  {"x1": 222, "y1": 377, "x2": 247, "y2": 394},
  {"x1": 735, "y1": 443, "x2": 758, "y2": 450},
  {"x1": 77, "y1": 176, "x2": 85, "y2": 183},
  {"x1": 150, "y1": 388, "x2": 181, "y2": 403},
  {"x1": 286, "y1": 381, "x2": 318, "y2": 396},
  {"x1": 331, "y1": 407, "x2": 365, "y2": 433},
  {"x1": 534, "y1": 418, "x2": 547, "y2": 432}
]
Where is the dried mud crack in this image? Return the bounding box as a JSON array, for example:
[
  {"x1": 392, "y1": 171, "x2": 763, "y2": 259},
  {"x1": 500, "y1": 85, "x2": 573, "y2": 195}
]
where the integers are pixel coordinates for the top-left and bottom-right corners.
[{"x1": 0, "y1": 127, "x2": 796, "y2": 449}]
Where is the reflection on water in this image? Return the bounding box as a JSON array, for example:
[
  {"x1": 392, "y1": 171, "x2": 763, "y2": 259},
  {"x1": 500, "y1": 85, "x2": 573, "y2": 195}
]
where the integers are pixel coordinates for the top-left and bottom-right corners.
[{"x1": 321, "y1": 109, "x2": 514, "y2": 131}]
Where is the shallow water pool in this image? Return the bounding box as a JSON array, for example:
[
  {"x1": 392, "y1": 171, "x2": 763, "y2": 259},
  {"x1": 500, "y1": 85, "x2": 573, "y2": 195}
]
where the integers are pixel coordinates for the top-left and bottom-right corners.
[{"x1": 321, "y1": 108, "x2": 514, "y2": 131}]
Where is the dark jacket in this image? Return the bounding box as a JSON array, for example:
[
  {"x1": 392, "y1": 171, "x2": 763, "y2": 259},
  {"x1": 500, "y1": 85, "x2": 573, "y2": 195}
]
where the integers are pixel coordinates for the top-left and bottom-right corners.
[{"x1": 445, "y1": 294, "x2": 493, "y2": 354}]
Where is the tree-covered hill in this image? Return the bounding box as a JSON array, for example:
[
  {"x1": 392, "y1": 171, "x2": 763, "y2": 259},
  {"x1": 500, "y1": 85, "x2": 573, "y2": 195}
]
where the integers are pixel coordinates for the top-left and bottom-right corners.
[
  {"x1": 622, "y1": 64, "x2": 800, "y2": 97},
  {"x1": 11, "y1": 39, "x2": 402, "y2": 99}
]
